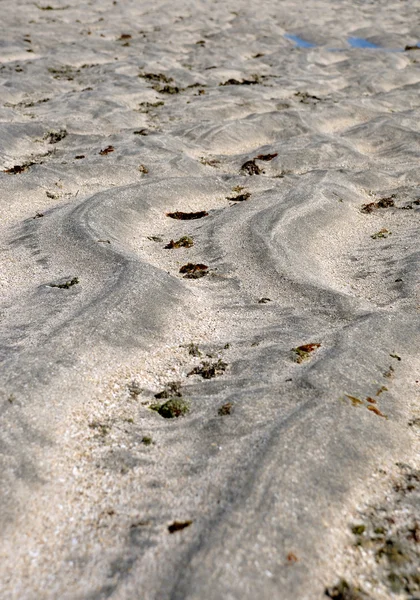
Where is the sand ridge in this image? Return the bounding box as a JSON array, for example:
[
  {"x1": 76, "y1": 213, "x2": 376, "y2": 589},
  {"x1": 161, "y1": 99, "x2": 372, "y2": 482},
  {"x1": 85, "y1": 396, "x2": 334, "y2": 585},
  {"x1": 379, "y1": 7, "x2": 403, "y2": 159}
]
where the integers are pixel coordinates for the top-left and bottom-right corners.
[{"x1": 0, "y1": 1, "x2": 419, "y2": 598}]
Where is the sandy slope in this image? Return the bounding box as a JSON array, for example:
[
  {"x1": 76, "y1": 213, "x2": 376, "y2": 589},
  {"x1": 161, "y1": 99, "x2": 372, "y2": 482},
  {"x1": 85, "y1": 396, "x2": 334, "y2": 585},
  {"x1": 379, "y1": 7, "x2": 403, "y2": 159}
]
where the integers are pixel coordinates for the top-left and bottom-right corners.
[{"x1": 0, "y1": 1, "x2": 419, "y2": 598}]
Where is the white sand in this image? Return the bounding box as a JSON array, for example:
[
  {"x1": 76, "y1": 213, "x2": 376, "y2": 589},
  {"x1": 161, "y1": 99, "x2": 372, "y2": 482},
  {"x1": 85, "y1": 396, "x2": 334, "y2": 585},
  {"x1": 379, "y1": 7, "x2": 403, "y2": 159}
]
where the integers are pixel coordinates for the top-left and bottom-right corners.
[{"x1": 0, "y1": 1, "x2": 419, "y2": 598}]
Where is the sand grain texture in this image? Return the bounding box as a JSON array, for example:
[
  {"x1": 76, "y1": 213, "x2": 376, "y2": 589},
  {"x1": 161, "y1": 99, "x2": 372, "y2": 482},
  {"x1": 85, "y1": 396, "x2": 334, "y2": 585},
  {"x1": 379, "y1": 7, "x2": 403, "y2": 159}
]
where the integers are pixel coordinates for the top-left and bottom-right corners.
[{"x1": 0, "y1": 1, "x2": 419, "y2": 599}]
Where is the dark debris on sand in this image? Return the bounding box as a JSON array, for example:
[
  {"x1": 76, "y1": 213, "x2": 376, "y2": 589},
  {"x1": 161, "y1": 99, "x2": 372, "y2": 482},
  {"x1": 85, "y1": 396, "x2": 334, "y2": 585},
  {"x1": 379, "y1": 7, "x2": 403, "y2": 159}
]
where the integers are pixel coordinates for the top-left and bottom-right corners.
[
  {"x1": 188, "y1": 359, "x2": 227, "y2": 379},
  {"x1": 164, "y1": 236, "x2": 194, "y2": 249},
  {"x1": 241, "y1": 159, "x2": 263, "y2": 175},
  {"x1": 168, "y1": 520, "x2": 192, "y2": 533},
  {"x1": 150, "y1": 397, "x2": 190, "y2": 418},
  {"x1": 361, "y1": 196, "x2": 395, "y2": 213},
  {"x1": 179, "y1": 263, "x2": 208, "y2": 279},
  {"x1": 166, "y1": 210, "x2": 208, "y2": 220}
]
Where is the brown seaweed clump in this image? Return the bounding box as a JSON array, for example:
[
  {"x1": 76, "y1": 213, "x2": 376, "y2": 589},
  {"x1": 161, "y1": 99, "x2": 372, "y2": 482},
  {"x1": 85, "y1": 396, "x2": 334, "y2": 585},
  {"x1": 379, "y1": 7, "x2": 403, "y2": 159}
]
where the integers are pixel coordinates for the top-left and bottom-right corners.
[
  {"x1": 241, "y1": 159, "x2": 263, "y2": 175},
  {"x1": 292, "y1": 343, "x2": 321, "y2": 363},
  {"x1": 255, "y1": 153, "x2": 278, "y2": 161},
  {"x1": 4, "y1": 161, "x2": 36, "y2": 174},
  {"x1": 165, "y1": 236, "x2": 193, "y2": 249},
  {"x1": 218, "y1": 402, "x2": 233, "y2": 416},
  {"x1": 168, "y1": 520, "x2": 192, "y2": 533},
  {"x1": 179, "y1": 263, "x2": 208, "y2": 279},
  {"x1": 99, "y1": 145, "x2": 115, "y2": 155},
  {"x1": 188, "y1": 359, "x2": 227, "y2": 379},
  {"x1": 361, "y1": 196, "x2": 395, "y2": 213},
  {"x1": 166, "y1": 211, "x2": 208, "y2": 220}
]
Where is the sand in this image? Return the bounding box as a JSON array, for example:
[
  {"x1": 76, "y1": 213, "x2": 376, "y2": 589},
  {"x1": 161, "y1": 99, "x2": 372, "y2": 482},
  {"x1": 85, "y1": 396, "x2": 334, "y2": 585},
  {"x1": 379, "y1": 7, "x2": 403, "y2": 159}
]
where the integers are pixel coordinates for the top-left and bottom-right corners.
[{"x1": 0, "y1": 0, "x2": 419, "y2": 598}]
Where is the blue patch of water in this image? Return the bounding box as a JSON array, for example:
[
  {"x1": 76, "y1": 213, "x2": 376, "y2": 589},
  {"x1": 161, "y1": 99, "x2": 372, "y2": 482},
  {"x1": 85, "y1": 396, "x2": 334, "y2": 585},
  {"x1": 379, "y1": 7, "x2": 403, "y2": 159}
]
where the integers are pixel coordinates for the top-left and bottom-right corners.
[
  {"x1": 348, "y1": 37, "x2": 380, "y2": 49},
  {"x1": 284, "y1": 34, "x2": 316, "y2": 49}
]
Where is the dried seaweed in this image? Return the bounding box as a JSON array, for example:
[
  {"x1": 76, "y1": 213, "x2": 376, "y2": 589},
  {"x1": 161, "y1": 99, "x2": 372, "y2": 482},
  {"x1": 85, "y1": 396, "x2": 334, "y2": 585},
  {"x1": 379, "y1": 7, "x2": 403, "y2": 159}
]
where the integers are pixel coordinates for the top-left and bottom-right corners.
[
  {"x1": 99, "y1": 145, "x2": 115, "y2": 155},
  {"x1": 49, "y1": 277, "x2": 79, "y2": 289},
  {"x1": 367, "y1": 405, "x2": 387, "y2": 418},
  {"x1": 44, "y1": 129, "x2": 67, "y2": 144},
  {"x1": 153, "y1": 84, "x2": 180, "y2": 94},
  {"x1": 168, "y1": 520, "x2": 192, "y2": 533},
  {"x1": 345, "y1": 395, "x2": 364, "y2": 407},
  {"x1": 241, "y1": 159, "x2": 263, "y2": 175},
  {"x1": 292, "y1": 343, "x2": 321, "y2": 363},
  {"x1": 218, "y1": 402, "x2": 232, "y2": 416},
  {"x1": 139, "y1": 72, "x2": 173, "y2": 83},
  {"x1": 219, "y1": 76, "x2": 260, "y2": 86},
  {"x1": 361, "y1": 196, "x2": 395, "y2": 213},
  {"x1": 179, "y1": 263, "x2": 209, "y2": 279},
  {"x1": 166, "y1": 210, "x2": 208, "y2": 220},
  {"x1": 255, "y1": 153, "x2": 278, "y2": 161},
  {"x1": 371, "y1": 228, "x2": 391, "y2": 239},
  {"x1": 164, "y1": 236, "x2": 193, "y2": 249},
  {"x1": 188, "y1": 359, "x2": 227, "y2": 379},
  {"x1": 4, "y1": 161, "x2": 36, "y2": 174},
  {"x1": 187, "y1": 343, "x2": 201, "y2": 357}
]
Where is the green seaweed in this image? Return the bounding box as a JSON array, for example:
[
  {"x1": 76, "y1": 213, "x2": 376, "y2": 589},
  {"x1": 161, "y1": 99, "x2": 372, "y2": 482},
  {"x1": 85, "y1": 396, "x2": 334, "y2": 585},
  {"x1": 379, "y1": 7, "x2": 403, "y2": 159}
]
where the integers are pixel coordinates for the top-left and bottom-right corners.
[
  {"x1": 187, "y1": 343, "x2": 201, "y2": 357},
  {"x1": 89, "y1": 421, "x2": 110, "y2": 436},
  {"x1": 351, "y1": 524, "x2": 366, "y2": 536},
  {"x1": 150, "y1": 398, "x2": 190, "y2": 418},
  {"x1": 371, "y1": 228, "x2": 391, "y2": 239}
]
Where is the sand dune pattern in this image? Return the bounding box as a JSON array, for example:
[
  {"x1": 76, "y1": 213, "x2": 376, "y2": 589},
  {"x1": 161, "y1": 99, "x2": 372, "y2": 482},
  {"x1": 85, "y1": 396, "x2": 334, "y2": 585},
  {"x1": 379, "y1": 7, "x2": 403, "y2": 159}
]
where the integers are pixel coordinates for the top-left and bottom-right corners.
[{"x1": 0, "y1": 1, "x2": 419, "y2": 599}]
